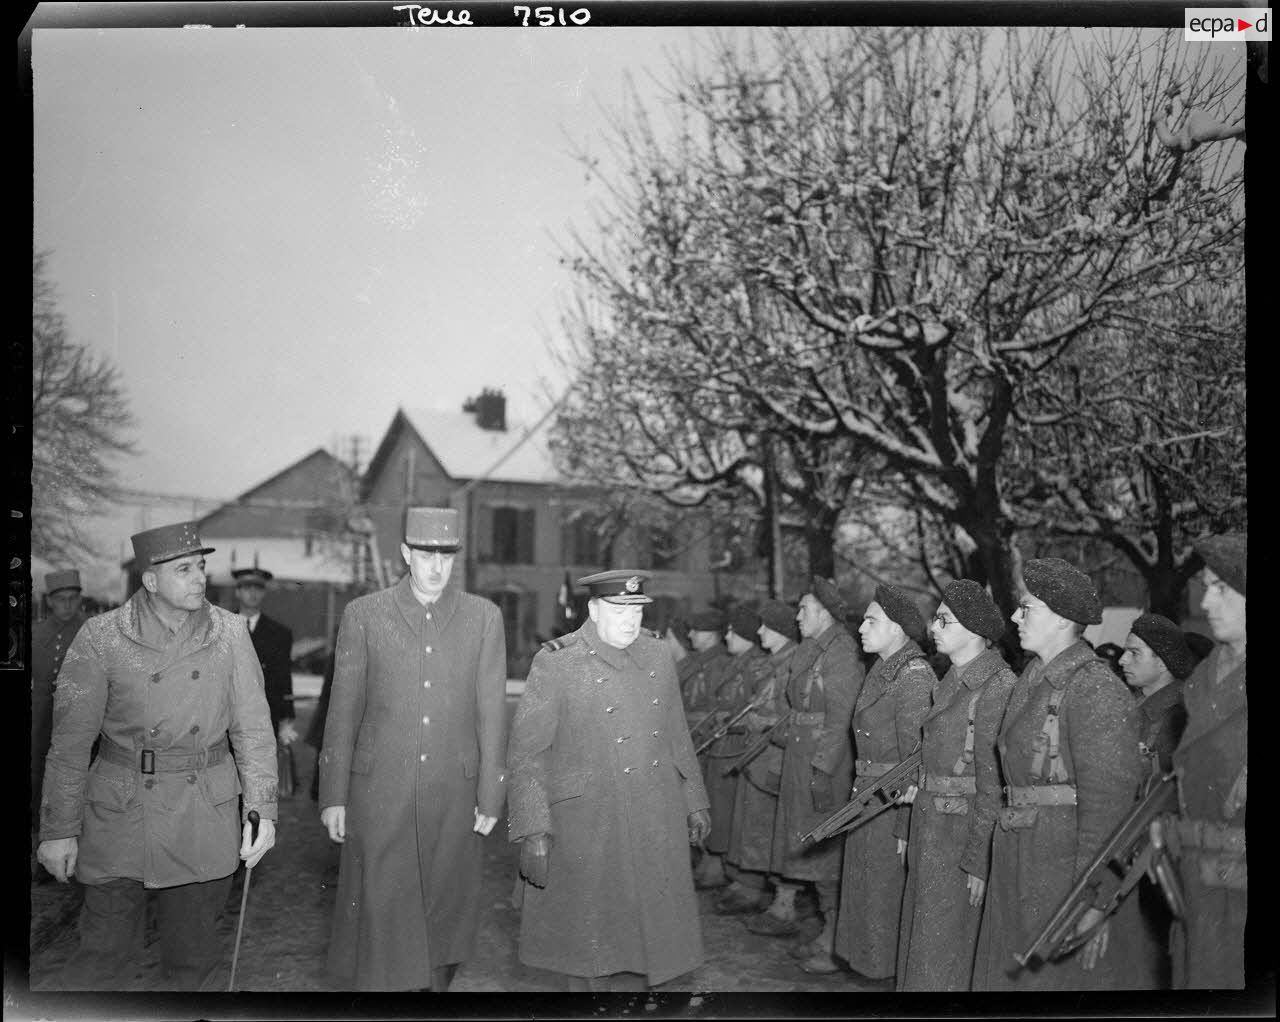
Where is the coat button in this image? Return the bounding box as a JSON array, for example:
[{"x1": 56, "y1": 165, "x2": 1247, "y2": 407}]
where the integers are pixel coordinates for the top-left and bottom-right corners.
[
  {"x1": 624, "y1": 767, "x2": 633, "y2": 774},
  {"x1": 589, "y1": 650, "x2": 597, "y2": 656},
  {"x1": 145, "y1": 779, "x2": 155, "y2": 789},
  {"x1": 652, "y1": 698, "x2": 660, "y2": 705},
  {"x1": 652, "y1": 760, "x2": 660, "y2": 767},
  {"x1": 425, "y1": 612, "x2": 432, "y2": 620},
  {"x1": 187, "y1": 774, "x2": 196, "y2": 784},
  {"x1": 652, "y1": 731, "x2": 660, "y2": 737},
  {"x1": 595, "y1": 677, "x2": 604, "y2": 684},
  {"x1": 420, "y1": 754, "x2": 427, "y2": 762},
  {"x1": 190, "y1": 725, "x2": 200, "y2": 734},
  {"x1": 151, "y1": 674, "x2": 161, "y2": 684},
  {"x1": 191, "y1": 670, "x2": 200, "y2": 679},
  {"x1": 150, "y1": 727, "x2": 160, "y2": 736},
  {"x1": 649, "y1": 671, "x2": 656, "y2": 678},
  {"x1": 616, "y1": 737, "x2": 625, "y2": 743},
  {"x1": 422, "y1": 716, "x2": 430, "y2": 725},
  {"x1": 606, "y1": 706, "x2": 616, "y2": 713},
  {"x1": 425, "y1": 645, "x2": 433, "y2": 654},
  {"x1": 424, "y1": 681, "x2": 431, "y2": 688}
]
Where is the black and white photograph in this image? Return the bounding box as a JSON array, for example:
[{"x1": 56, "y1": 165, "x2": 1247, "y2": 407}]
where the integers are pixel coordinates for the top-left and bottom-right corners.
[{"x1": 12, "y1": 0, "x2": 1266, "y2": 1017}]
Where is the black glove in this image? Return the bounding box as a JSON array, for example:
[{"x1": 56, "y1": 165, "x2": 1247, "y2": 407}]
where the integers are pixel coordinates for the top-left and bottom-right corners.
[
  {"x1": 519, "y1": 832, "x2": 552, "y2": 888},
  {"x1": 687, "y1": 808, "x2": 712, "y2": 846},
  {"x1": 810, "y1": 768, "x2": 837, "y2": 812}
]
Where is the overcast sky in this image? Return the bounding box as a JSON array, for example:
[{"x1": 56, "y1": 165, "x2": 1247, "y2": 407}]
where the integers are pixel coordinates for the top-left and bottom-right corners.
[{"x1": 33, "y1": 20, "x2": 729, "y2": 554}]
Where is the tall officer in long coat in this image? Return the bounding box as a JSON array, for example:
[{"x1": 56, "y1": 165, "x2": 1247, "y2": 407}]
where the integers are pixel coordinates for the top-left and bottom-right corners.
[
  {"x1": 748, "y1": 578, "x2": 862, "y2": 949},
  {"x1": 31, "y1": 569, "x2": 86, "y2": 830},
  {"x1": 897, "y1": 580, "x2": 1016, "y2": 991},
  {"x1": 973, "y1": 559, "x2": 1142, "y2": 990},
  {"x1": 319, "y1": 507, "x2": 508, "y2": 991},
  {"x1": 508, "y1": 570, "x2": 711, "y2": 992},
  {"x1": 821, "y1": 584, "x2": 935, "y2": 979},
  {"x1": 1163, "y1": 534, "x2": 1247, "y2": 988},
  {"x1": 37, "y1": 522, "x2": 278, "y2": 990}
]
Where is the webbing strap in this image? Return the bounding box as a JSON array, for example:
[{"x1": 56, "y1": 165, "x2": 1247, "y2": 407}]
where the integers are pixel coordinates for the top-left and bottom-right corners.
[
  {"x1": 1030, "y1": 687, "x2": 1068, "y2": 783},
  {"x1": 951, "y1": 687, "x2": 984, "y2": 776}
]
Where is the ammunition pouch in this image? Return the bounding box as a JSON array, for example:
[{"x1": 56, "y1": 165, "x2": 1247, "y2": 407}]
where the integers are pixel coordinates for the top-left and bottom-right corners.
[
  {"x1": 924, "y1": 773, "x2": 976, "y2": 816},
  {"x1": 1173, "y1": 819, "x2": 1247, "y2": 891},
  {"x1": 1005, "y1": 783, "x2": 1077, "y2": 807},
  {"x1": 998, "y1": 805, "x2": 1040, "y2": 830},
  {"x1": 931, "y1": 795, "x2": 971, "y2": 816}
]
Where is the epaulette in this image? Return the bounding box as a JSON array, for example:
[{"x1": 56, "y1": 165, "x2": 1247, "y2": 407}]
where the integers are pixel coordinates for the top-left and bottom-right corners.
[
  {"x1": 644, "y1": 628, "x2": 662, "y2": 640},
  {"x1": 541, "y1": 634, "x2": 579, "y2": 653}
]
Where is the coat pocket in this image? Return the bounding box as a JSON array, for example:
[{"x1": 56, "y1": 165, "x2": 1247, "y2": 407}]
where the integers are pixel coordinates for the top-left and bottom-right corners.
[
  {"x1": 932, "y1": 795, "x2": 971, "y2": 816},
  {"x1": 84, "y1": 762, "x2": 137, "y2": 811},
  {"x1": 548, "y1": 773, "x2": 585, "y2": 804},
  {"x1": 461, "y1": 751, "x2": 479, "y2": 779},
  {"x1": 998, "y1": 805, "x2": 1039, "y2": 830},
  {"x1": 351, "y1": 722, "x2": 376, "y2": 775},
  {"x1": 198, "y1": 757, "x2": 243, "y2": 808}
]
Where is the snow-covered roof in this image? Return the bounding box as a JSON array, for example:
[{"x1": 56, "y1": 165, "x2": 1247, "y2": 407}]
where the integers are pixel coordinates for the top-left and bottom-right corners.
[
  {"x1": 203, "y1": 537, "x2": 354, "y2": 586},
  {"x1": 402, "y1": 407, "x2": 562, "y2": 485}
]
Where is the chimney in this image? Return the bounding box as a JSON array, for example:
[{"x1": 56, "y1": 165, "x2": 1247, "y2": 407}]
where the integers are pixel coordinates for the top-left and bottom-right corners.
[{"x1": 463, "y1": 387, "x2": 507, "y2": 432}]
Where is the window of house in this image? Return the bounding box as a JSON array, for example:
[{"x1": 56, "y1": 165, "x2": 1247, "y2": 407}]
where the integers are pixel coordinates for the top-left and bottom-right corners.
[
  {"x1": 487, "y1": 589, "x2": 538, "y2": 677},
  {"x1": 487, "y1": 506, "x2": 536, "y2": 565},
  {"x1": 562, "y1": 510, "x2": 605, "y2": 567}
]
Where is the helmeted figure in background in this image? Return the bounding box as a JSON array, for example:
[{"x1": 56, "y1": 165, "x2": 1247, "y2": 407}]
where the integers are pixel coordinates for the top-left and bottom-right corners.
[
  {"x1": 821, "y1": 584, "x2": 935, "y2": 979},
  {"x1": 319, "y1": 507, "x2": 508, "y2": 991},
  {"x1": 897, "y1": 580, "x2": 1015, "y2": 991},
  {"x1": 974, "y1": 559, "x2": 1142, "y2": 990},
  {"x1": 31, "y1": 569, "x2": 87, "y2": 834},
  {"x1": 1164, "y1": 534, "x2": 1247, "y2": 989},
  {"x1": 747, "y1": 578, "x2": 862, "y2": 958},
  {"x1": 507, "y1": 569, "x2": 710, "y2": 993},
  {"x1": 37, "y1": 522, "x2": 278, "y2": 990}
]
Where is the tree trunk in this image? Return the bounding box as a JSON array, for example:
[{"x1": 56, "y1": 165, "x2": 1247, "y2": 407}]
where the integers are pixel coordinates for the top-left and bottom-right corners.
[{"x1": 803, "y1": 503, "x2": 840, "y2": 581}]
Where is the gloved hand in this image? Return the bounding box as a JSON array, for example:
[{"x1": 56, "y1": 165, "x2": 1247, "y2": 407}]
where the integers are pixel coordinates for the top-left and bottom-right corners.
[
  {"x1": 687, "y1": 808, "x2": 712, "y2": 846},
  {"x1": 520, "y1": 832, "x2": 552, "y2": 888},
  {"x1": 810, "y1": 768, "x2": 837, "y2": 812}
]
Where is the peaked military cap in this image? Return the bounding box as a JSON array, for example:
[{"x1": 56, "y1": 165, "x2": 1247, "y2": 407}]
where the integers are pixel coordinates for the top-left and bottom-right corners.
[
  {"x1": 578, "y1": 569, "x2": 653, "y2": 605},
  {"x1": 131, "y1": 521, "x2": 216, "y2": 567},
  {"x1": 1129, "y1": 613, "x2": 1197, "y2": 680},
  {"x1": 44, "y1": 569, "x2": 82, "y2": 595},
  {"x1": 404, "y1": 506, "x2": 462, "y2": 551},
  {"x1": 687, "y1": 608, "x2": 725, "y2": 632},
  {"x1": 232, "y1": 566, "x2": 274, "y2": 585},
  {"x1": 1193, "y1": 532, "x2": 1246, "y2": 597},
  {"x1": 874, "y1": 582, "x2": 926, "y2": 643},
  {"x1": 1021, "y1": 557, "x2": 1103, "y2": 625}
]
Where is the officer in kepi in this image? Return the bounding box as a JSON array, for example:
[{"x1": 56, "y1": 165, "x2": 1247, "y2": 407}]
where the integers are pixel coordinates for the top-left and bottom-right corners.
[
  {"x1": 37, "y1": 522, "x2": 278, "y2": 990},
  {"x1": 507, "y1": 569, "x2": 711, "y2": 993}
]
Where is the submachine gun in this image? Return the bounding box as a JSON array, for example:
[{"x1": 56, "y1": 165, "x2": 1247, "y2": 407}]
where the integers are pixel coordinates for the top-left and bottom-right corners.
[
  {"x1": 1013, "y1": 772, "x2": 1185, "y2": 969},
  {"x1": 694, "y1": 697, "x2": 767, "y2": 756},
  {"x1": 801, "y1": 746, "x2": 922, "y2": 845}
]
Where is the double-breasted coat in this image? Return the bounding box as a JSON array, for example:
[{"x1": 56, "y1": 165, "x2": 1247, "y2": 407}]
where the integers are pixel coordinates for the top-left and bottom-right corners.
[
  {"x1": 248, "y1": 612, "x2": 294, "y2": 731},
  {"x1": 770, "y1": 623, "x2": 863, "y2": 885},
  {"x1": 835, "y1": 639, "x2": 935, "y2": 980},
  {"x1": 39, "y1": 591, "x2": 278, "y2": 888},
  {"x1": 703, "y1": 646, "x2": 768, "y2": 854},
  {"x1": 973, "y1": 641, "x2": 1142, "y2": 991},
  {"x1": 507, "y1": 619, "x2": 708, "y2": 984},
  {"x1": 727, "y1": 641, "x2": 797, "y2": 875},
  {"x1": 319, "y1": 574, "x2": 508, "y2": 990},
  {"x1": 31, "y1": 611, "x2": 86, "y2": 820},
  {"x1": 1168, "y1": 645, "x2": 1247, "y2": 989},
  {"x1": 896, "y1": 647, "x2": 1016, "y2": 991}
]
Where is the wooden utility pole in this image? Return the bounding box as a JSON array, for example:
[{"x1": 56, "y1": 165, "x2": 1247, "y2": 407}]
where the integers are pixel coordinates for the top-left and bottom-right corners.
[{"x1": 762, "y1": 434, "x2": 785, "y2": 598}]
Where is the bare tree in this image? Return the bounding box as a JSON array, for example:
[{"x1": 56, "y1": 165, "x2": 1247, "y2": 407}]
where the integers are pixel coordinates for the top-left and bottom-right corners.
[{"x1": 32, "y1": 251, "x2": 137, "y2": 561}]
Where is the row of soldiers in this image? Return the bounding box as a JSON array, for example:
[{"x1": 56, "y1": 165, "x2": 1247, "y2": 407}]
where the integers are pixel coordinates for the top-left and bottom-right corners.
[{"x1": 669, "y1": 535, "x2": 1247, "y2": 991}]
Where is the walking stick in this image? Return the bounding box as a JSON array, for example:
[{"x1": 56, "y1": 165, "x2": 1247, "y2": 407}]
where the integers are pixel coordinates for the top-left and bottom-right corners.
[{"x1": 228, "y1": 810, "x2": 260, "y2": 992}]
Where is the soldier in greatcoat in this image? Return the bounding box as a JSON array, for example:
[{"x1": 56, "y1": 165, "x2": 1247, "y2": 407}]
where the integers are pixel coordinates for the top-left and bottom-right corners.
[
  {"x1": 319, "y1": 507, "x2": 508, "y2": 991},
  {"x1": 679, "y1": 608, "x2": 731, "y2": 888},
  {"x1": 720, "y1": 601, "x2": 800, "y2": 918},
  {"x1": 746, "y1": 578, "x2": 862, "y2": 953},
  {"x1": 37, "y1": 522, "x2": 278, "y2": 990},
  {"x1": 31, "y1": 569, "x2": 86, "y2": 832},
  {"x1": 818, "y1": 584, "x2": 935, "y2": 978},
  {"x1": 973, "y1": 559, "x2": 1142, "y2": 991},
  {"x1": 1162, "y1": 533, "x2": 1247, "y2": 989},
  {"x1": 507, "y1": 569, "x2": 711, "y2": 992},
  {"x1": 896, "y1": 580, "x2": 1016, "y2": 991}
]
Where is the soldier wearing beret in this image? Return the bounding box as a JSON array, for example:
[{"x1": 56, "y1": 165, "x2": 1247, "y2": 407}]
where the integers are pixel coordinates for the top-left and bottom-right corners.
[
  {"x1": 233, "y1": 565, "x2": 298, "y2": 755},
  {"x1": 37, "y1": 523, "x2": 278, "y2": 989},
  {"x1": 897, "y1": 580, "x2": 1016, "y2": 991},
  {"x1": 679, "y1": 608, "x2": 731, "y2": 888},
  {"x1": 818, "y1": 584, "x2": 935, "y2": 979},
  {"x1": 1163, "y1": 533, "x2": 1247, "y2": 989},
  {"x1": 319, "y1": 507, "x2": 508, "y2": 991},
  {"x1": 31, "y1": 570, "x2": 86, "y2": 840},
  {"x1": 974, "y1": 559, "x2": 1142, "y2": 990},
  {"x1": 721, "y1": 601, "x2": 801, "y2": 919},
  {"x1": 747, "y1": 578, "x2": 862, "y2": 955},
  {"x1": 507, "y1": 569, "x2": 710, "y2": 992}
]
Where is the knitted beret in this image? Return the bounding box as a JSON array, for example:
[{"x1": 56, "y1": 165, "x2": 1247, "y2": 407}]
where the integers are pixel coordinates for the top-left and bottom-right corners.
[
  {"x1": 1193, "y1": 532, "x2": 1246, "y2": 597},
  {"x1": 1129, "y1": 612, "x2": 1197, "y2": 680},
  {"x1": 727, "y1": 605, "x2": 762, "y2": 641},
  {"x1": 758, "y1": 599, "x2": 799, "y2": 642},
  {"x1": 1182, "y1": 630, "x2": 1215, "y2": 664},
  {"x1": 810, "y1": 576, "x2": 848, "y2": 622},
  {"x1": 874, "y1": 583, "x2": 926, "y2": 643},
  {"x1": 940, "y1": 579, "x2": 1007, "y2": 643},
  {"x1": 687, "y1": 608, "x2": 725, "y2": 632},
  {"x1": 1021, "y1": 558, "x2": 1103, "y2": 625}
]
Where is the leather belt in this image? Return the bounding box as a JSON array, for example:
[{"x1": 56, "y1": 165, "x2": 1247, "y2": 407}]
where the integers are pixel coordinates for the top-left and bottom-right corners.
[
  {"x1": 924, "y1": 774, "x2": 977, "y2": 796},
  {"x1": 792, "y1": 711, "x2": 826, "y2": 726},
  {"x1": 1005, "y1": 783, "x2": 1077, "y2": 807},
  {"x1": 97, "y1": 734, "x2": 229, "y2": 774},
  {"x1": 1174, "y1": 818, "x2": 1246, "y2": 853}
]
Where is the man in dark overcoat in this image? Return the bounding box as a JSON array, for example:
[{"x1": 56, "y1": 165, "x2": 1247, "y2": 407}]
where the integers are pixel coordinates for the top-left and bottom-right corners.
[
  {"x1": 508, "y1": 569, "x2": 711, "y2": 992},
  {"x1": 37, "y1": 522, "x2": 278, "y2": 990},
  {"x1": 319, "y1": 506, "x2": 508, "y2": 991},
  {"x1": 234, "y1": 564, "x2": 298, "y2": 793},
  {"x1": 31, "y1": 569, "x2": 86, "y2": 831}
]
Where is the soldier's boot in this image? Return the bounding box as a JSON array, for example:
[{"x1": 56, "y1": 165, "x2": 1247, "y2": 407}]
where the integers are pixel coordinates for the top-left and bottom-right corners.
[
  {"x1": 714, "y1": 880, "x2": 769, "y2": 915},
  {"x1": 744, "y1": 882, "x2": 799, "y2": 936},
  {"x1": 796, "y1": 912, "x2": 843, "y2": 975},
  {"x1": 693, "y1": 852, "x2": 728, "y2": 890}
]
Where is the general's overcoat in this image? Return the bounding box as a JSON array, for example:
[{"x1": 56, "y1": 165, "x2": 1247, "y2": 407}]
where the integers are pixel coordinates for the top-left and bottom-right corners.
[
  {"x1": 727, "y1": 641, "x2": 796, "y2": 875},
  {"x1": 896, "y1": 647, "x2": 1016, "y2": 991},
  {"x1": 703, "y1": 646, "x2": 768, "y2": 854},
  {"x1": 507, "y1": 619, "x2": 708, "y2": 984},
  {"x1": 770, "y1": 623, "x2": 862, "y2": 883},
  {"x1": 1168, "y1": 645, "x2": 1246, "y2": 989},
  {"x1": 39, "y1": 591, "x2": 277, "y2": 888},
  {"x1": 319, "y1": 574, "x2": 508, "y2": 990},
  {"x1": 31, "y1": 611, "x2": 86, "y2": 819},
  {"x1": 835, "y1": 639, "x2": 934, "y2": 980},
  {"x1": 249, "y1": 612, "x2": 294, "y2": 731},
  {"x1": 974, "y1": 641, "x2": 1142, "y2": 991}
]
